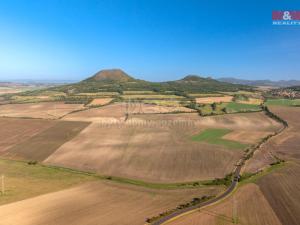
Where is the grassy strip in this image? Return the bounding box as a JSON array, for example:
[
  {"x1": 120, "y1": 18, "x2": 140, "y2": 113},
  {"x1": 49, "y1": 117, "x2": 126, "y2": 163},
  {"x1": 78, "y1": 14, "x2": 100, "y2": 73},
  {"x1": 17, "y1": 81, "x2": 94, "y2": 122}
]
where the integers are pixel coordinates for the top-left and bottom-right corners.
[
  {"x1": 43, "y1": 163, "x2": 222, "y2": 189},
  {"x1": 0, "y1": 158, "x2": 221, "y2": 190},
  {"x1": 239, "y1": 161, "x2": 286, "y2": 185},
  {"x1": 99, "y1": 176, "x2": 215, "y2": 189},
  {"x1": 0, "y1": 158, "x2": 96, "y2": 205},
  {"x1": 191, "y1": 128, "x2": 248, "y2": 149}
]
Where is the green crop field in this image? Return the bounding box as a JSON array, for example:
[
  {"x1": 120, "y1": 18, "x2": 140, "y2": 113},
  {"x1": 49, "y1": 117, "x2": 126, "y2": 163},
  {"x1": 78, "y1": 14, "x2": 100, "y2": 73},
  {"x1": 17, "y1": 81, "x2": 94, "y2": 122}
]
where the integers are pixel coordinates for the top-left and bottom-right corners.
[
  {"x1": 191, "y1": 128, "x2": 248, "y2": 149},
  {"x1": 225, "y1": 102, "x2": 261, "y2": 113},
  {"x1": 265, "y1": 99, "x2": 300, "y2": 107}
]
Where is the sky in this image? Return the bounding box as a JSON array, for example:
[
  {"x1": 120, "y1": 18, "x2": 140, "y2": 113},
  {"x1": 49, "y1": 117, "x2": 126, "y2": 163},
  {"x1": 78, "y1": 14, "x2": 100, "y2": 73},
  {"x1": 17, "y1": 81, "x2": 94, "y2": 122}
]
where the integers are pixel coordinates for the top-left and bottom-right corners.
[{"x1": 0, "y1": 0, "x2": 299, "y2": 82}]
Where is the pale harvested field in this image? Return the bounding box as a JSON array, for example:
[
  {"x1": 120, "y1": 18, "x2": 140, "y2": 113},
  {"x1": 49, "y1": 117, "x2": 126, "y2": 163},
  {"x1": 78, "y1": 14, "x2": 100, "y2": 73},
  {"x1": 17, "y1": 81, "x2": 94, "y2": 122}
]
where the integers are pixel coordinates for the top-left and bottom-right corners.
[
  {"x1": 168, "y1": 183, "x2": 282, "y2": 225},
  {"x1": 244, "y1": 106, "x2": 300, "y2": 173},
  {"x1": 196, "y1": 96, "x2": 233, "y2": 104},
  {"x1": 45, "y1": 122, "x2": 241, "y2": 182},
  {"x1": 0, "y1": 181, "x2": 222, "y2": 225},
  {"x1": 237, "y1": 97, "x2": 263, "y2": 105},
  {"x1": 131, "y1": 112, "x2": 281, "y2": 132},
  {"x1": 3, "y1": 121, "x2": 90, "y2": 161},
  {"x1": 87, "y1": 98, "x2": 113, "y2": 106},
  {"x1": 46, "y1": 112, "x2": 280, "y2": 182},
  {"x1": 0, "y1": 118, "x2": 57, "y2": 153},
  {"x1": 0, "y1": 102, "x2": 85, "y2": 119},
  {"x1": 223, "y1": 131, "x2": 272, "y2": 144},
  {"x1": 76, "y1": 92, "x2": 119, "y2": 96},
  {"x1": 63, "y1": 103, "x2": 195, "y2": 122}
]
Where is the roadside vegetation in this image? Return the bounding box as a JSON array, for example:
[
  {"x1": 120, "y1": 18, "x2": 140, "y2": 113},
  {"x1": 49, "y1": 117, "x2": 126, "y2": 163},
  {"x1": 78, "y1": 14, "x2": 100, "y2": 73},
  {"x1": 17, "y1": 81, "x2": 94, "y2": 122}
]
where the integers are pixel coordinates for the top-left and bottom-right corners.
[
  {"x1": 239, "y1": 160, "x2": 286, "y2": 185},
  {"x1": 145, "y1": 195, "x2": 214, "y2": 224}
]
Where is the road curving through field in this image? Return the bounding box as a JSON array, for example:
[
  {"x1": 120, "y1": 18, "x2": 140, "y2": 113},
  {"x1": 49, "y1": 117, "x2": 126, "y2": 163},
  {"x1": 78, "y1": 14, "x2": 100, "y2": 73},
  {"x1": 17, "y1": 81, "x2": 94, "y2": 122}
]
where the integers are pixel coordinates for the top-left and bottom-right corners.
[{"x1": 151, "y1": 107, "x2": 288, "y2": 225}]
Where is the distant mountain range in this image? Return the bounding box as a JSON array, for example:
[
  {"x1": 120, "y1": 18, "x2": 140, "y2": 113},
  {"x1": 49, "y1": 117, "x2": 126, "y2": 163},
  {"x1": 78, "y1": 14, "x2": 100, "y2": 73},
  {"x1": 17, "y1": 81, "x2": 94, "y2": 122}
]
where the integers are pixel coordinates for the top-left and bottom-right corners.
[{"x1": 218, "y1": 77, "x2": 300, "y2": 88}]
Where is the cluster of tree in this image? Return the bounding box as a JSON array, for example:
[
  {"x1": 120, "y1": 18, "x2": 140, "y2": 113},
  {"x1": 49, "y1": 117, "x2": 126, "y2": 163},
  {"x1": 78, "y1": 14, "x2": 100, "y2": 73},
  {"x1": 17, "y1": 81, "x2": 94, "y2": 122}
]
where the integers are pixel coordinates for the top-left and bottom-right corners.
[
  {"x1": 204, "y1": 173, "x2": 233, "y2": 186},
  {"x1": 262, "y1": 106, "x2": 288, "y2": 127}
]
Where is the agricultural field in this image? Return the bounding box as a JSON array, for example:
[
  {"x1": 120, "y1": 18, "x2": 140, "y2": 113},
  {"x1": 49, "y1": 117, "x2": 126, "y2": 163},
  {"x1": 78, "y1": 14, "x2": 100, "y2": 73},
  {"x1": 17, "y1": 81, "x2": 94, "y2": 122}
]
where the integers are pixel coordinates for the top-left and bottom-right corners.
[
  {"x1": 0, "y1": 158, "x2": 96, "y2": 205},
  {"x1": 223, "y1": 130, "x2": 272, "y2": 144},
  {"x1": 87, "y1": 97, "x2": 113, "y2": 106},
  {"x1": 240, "y1": 105, "x2": 300, "y2": 225},
  {"x1": 220, "y1": 90, "x2": 257, "y2": 96},
  {"x1": 191, "y1": 128, "x2": 249, "y2": 149},
  {"x1": 257, "y1": 163, "x2": 300, "y2": 225},
  {"x1": 2, "y1": 121, "x2": 89, "y2": 161},
  {"x1": 197, "y1": 102, "x2": 262, "y2": 116},
  {"x1": 0, "y1": 102, "x2": 85, "y2": 119},
  {"x1": 265, "y1": 98, "x2": 300, "y2": 106},
  {"x1": 196, "y1": 96, "x2": 233, "y2": 104},
  {"x1": 141, "y1": 99, "x2": 190, "y2": 107},
  {"x1": 225, "y1": 102, "x2": 261, "y2": 113},
  {"x1": 9, "y1": 95, "x2": 55, "y2": 103},
  {"x1": 188, "y1": 93, "x2": 224, "y2": 97},
  {"x1": 63, "y1": 102, "x2": 195, "y2": 122},
  {"x1": 45, "y1": 112, "x2": 280, "y2": 183},
  {"x1": 123, "y1": 90, "x2": 156, "y2": 94},
  {"x1": 0, "y1": 118, "x2": 57, "y2": 153},
  {"x1": 75, "y1": 92, "x2": 119, "y2": 96},
  {"x1": 168, "y1": 183, "x2": 282, "y2": 225},
  {"x1": 121, "y1": 94, "x2": 185, "y2": 100},
  {"x1": 0, "y1": 180, "x2": 222, "y2": 225},
  {"x1": 243, "y1": 106, "x2": 300, "y2": 173},
  {"x1": 236, "y1": 97, "x2": 263, "y2": 105}
]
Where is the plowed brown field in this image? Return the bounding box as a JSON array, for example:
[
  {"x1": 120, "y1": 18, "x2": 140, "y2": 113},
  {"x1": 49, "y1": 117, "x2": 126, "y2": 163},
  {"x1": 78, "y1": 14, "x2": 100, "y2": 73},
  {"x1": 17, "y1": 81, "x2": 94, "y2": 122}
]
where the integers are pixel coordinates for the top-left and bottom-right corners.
[
  {"x1": 168, "y1": 183, "x2": 281, "y2": 225},
  {"x1": 0, "y1": 118, "x2": 57, "y2": 153},
  {"x1": 0, "y1": 102, "x2": 85, "y2": 119},
  {"x1": 63, "y1": 103, "x2": 195, "y2": 122},
  {"x1": 0, "y1": 181, "x2": 222, "y2": 225},
  {"x1": 45, "y1": 112, "x2": 280, "y2": 183},
  {"x1": 3, "y1": 121, "x2": 90, "y2": 161}
]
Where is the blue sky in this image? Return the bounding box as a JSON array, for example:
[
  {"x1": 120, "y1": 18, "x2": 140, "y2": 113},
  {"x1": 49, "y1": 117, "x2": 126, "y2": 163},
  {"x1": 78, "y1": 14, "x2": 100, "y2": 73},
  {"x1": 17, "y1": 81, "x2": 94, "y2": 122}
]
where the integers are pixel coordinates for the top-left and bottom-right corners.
[{"x1": 0, "y1": 0, "x2": 299, "y2": 81}]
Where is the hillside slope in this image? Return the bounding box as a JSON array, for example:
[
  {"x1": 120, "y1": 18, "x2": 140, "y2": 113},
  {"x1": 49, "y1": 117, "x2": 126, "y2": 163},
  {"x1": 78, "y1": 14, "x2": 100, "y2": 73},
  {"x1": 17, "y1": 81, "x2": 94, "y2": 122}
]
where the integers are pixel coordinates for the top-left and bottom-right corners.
[{"x1": 49, "y1": 69, "x2": 252, "y2": 94}]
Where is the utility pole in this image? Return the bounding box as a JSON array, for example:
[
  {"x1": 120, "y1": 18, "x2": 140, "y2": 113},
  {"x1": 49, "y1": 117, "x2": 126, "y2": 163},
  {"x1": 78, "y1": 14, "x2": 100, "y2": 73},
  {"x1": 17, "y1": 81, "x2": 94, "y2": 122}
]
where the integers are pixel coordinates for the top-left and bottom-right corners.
[{"x1": 1, "y1": 175, "x2": 4, "y2": 195}]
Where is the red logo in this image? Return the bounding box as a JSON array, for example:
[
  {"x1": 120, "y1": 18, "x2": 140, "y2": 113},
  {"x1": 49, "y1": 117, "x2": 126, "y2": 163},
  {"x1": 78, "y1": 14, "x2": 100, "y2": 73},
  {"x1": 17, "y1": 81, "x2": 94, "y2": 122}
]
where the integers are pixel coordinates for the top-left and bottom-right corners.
[{"x1": 272, "y1": 11, "x2": 300, "y2": 20}]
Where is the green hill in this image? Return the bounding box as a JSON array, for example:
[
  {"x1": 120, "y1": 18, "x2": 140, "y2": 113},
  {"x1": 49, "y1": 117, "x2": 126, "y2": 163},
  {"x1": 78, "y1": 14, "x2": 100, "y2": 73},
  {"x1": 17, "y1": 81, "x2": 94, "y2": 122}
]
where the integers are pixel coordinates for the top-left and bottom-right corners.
[{"x1": 49, "y1": 69, "x2": 252, "y2": 94}]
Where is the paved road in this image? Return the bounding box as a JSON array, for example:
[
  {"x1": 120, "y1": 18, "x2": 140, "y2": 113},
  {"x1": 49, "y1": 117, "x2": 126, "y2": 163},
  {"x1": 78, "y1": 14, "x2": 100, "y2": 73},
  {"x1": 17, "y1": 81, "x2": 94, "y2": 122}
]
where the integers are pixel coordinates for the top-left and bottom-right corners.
[{"x1": 151, "y1": 165, "x2": 242, "y2": 225}]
